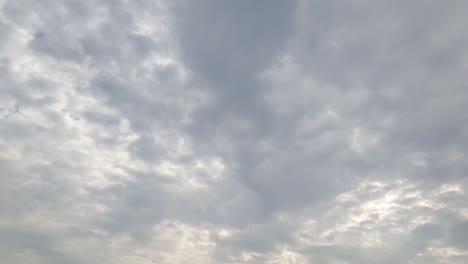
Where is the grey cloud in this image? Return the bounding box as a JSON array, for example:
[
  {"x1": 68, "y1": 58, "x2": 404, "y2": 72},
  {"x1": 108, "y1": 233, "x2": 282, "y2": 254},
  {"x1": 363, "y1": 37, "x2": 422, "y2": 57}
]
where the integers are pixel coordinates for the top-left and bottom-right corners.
[{"x1": 1, "y1": 0, "x2": 468, "y2": 263}]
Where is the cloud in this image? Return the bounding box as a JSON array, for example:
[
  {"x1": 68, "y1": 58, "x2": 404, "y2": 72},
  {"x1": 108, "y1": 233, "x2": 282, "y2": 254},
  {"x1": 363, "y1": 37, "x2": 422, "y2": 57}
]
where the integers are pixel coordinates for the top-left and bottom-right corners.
[{"x1": 1, "y1": 0, "x2": 468, "y2": 263}]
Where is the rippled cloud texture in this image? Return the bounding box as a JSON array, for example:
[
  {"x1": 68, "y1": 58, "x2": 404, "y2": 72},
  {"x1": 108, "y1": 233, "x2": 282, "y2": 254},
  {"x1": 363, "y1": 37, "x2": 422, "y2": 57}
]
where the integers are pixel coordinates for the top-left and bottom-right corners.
[{"x1": 1, "y1": 0, "x2": 468, "y2": 263}]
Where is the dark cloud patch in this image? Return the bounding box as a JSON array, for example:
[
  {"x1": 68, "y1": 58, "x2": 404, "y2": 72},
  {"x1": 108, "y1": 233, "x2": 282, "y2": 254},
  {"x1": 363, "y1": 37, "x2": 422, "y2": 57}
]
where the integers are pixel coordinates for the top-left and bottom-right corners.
[
  {"x1": 171, "y1": 0, "x2": 297, "y2": 144},
  {"x1": 0, "y1": 229, "x2": 78, "y2": 263},
  {"x1": 128, "y1": 135, "x2": 163, "y2": 162},
  {"x1": 449, "y1": 221, "x2": 468, "y2": 249},
  {"x1": 172, "y1": 0, "x2": 296, "y2": 83}
]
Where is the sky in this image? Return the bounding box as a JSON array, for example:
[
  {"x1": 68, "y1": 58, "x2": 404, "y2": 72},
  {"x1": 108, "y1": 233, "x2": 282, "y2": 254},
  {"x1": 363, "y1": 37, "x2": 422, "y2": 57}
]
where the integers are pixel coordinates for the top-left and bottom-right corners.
[{"x1": 1, "y1": 0, "x2": 468, "y2": 263}]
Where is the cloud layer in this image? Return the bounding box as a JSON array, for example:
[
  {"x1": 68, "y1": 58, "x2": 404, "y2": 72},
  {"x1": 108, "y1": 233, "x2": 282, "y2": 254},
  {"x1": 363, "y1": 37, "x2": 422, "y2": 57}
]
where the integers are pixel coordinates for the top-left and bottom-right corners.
[{"x1": 1, "y1": 0, "x2": 468, "y2": 263}]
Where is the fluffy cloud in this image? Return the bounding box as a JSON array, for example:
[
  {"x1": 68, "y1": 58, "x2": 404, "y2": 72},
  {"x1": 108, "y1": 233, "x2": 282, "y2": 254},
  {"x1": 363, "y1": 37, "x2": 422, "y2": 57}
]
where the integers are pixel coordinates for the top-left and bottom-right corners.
[{"x1": 1, "y1": 0, "x2": 467, "y2": 263}]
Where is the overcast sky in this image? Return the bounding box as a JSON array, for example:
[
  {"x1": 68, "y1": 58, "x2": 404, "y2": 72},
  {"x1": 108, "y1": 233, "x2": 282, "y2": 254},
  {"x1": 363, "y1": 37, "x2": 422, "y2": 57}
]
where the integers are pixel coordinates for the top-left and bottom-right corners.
[{"x1": 1, "y1": 0, "x2": 468, "y2": 263}]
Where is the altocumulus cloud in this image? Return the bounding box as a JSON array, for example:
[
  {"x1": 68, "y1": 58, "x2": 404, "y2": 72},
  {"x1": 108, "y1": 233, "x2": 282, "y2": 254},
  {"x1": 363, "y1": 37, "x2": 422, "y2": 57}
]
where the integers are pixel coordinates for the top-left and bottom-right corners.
[{"x1": 1, "y1": 0, "x2": 468, "y2": 263}]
